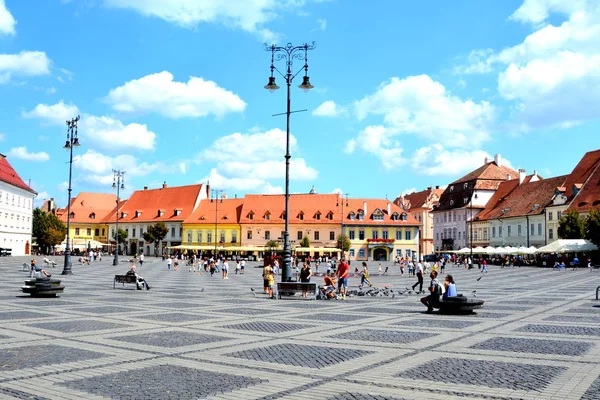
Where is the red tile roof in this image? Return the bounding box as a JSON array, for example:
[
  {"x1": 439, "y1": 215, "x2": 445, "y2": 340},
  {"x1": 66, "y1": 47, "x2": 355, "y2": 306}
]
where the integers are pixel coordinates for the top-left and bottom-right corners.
[
  {"x1": 453, "y1": 161, "x2": 519, "y2": 184},
  {"x1": 184, "y1": 198, "x2": 244, "y2": 224},
  {"x1": 560, "y1": 149, "x2": 600, "y2": 201},
  {"x1": 240, "y1": 194, "x2": 340, "y2": 224},
  {"x1": 566, "y1": 153, "x2": 600, "y2": 213},
  {"x1": 57, "y1": 192, "x2": 117, "y2": 224},
  {"x1": 102, "y1": 184, "x2": 203, "y2": 223},
  {"x1": 0, "y1": 155, "x2": 37, "y2": 194},
  {"x1": 397, "y1": 188, "x2": 444, "y2": 210},
  {"x1": 476, "y1": 175, "x2": 567, "y2": 221},
  {"x1": 343, "y1": 198, "x2": 421, "y2": 226}
]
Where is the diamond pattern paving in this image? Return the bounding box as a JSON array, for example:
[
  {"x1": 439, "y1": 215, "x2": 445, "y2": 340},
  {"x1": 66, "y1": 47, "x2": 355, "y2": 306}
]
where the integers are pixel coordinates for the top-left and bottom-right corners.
[
  {"x1": 0, "y1": 387, "x2": 52, "y2": 400},
  {"x1": 140, "y1": 312, "x2": 216, "y2": 323},
  {"x1": 225, "y1": 343, "x2": 373, "y2": 369},
  {"x1": 516, "y1": 324, "x2": 600, "y2": 336},
  {"x1": 328, "y1": 394, "x2": 404, "y2": 400},
  {"x1": 543, "y1": 315, "x2": 600, "y2": 324},
  {"x1": 0, "y1": 311, "x2": 51, "y2": 320},
  {"x1": 396, "y1": 357, "x2": 567, "y2": 391},
  {"x1": 581, "y1": 374, "x2": 600, "y2": 400},
  {"x1": 213, "y1": 308, "x2": 280, "y2": 316},
  {"x1": 296, "y1": 313, "x2": 368, "y2": 322},
  {"x1": 26, "y1": 320, "x2": 129, "y2": 333},
  {"x1": 0, "y1": 345, "x2": 107, "y2": 371},
  {"x1": 328, "y1": 329, "x2": 432, "y2": 344},
  {"x1": 394, "y1": 319, "x2": 480, "y2": 329},
  {"x1": 69, "y1": 306, "x2": 140, "y2": 314},
  {"x1": 111, "y1": 331, "x2": 232, "y2": 348},
  {"x1": 220, "y1": 321, "x2": 315, "y2": 333},
  {"x1": 61, "y1": 365, "x2": 265, "y2": 400},
  {"x1": 471, "y1": 337, "x2": 593, "y2": 356}
]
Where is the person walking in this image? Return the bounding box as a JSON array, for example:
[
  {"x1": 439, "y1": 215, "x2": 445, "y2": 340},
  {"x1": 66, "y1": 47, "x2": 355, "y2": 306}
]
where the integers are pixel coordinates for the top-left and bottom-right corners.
[
  {"x1": 263, "y1": 264, "x2": 273, "y2": 294},
  {"x1": 420, "y1": 270, "x2": 441, "y2": 313},
  {"x1": 336, "y1": 258, "x2": 350, "y2": 300},
  {"x1": 572, "y1": 256, "x2": 580, "y2": 271},
  {"x1": 139, "y1": 253, "x2": 144, "y2": 267},
  {"x1": 359, "y1": 262, "x2": 373, "y2": 288},
  {"x1": 167, "y1": 257, "x2": 172, "y2": 271},
  {"x1": 481, "y1": 259, "x2": 488, "y2": 273},
  {"x1": 222, "y1": 258, "x2": 229, "y2": 279},
  {"x1": 300, "y1": 262, "x2": 312, "y2": 298},
  {"x1": 411, "y1": 261, "x2": 424, "y2": 293}
]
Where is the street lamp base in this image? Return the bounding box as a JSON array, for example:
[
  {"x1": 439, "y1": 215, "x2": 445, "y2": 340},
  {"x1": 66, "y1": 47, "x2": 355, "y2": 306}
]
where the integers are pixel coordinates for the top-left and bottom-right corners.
[
  {"x1": 61, "y1": 252, "x2": 73, "y2": 275},
  {"x1": 113, "y1": 254, "x2": 119, "y2": 266}
]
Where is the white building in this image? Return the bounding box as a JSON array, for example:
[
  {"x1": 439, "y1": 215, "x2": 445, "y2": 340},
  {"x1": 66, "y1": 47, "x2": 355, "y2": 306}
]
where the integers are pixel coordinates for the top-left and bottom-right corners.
[{"x1": 0, "y1": 154, "x2": 37, "y2": 255}]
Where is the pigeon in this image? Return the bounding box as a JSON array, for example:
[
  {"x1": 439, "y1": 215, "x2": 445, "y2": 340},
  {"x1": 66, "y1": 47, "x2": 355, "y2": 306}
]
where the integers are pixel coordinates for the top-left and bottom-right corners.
[
  {"x1": 476, "y1": 276, "x2": 483, "y2": 281},
  {"x1": 391, "y1": 293, "x2": 395, "y2": 299},
  {"x1": 250, "y1": 288, "x2": 256, "y2": 297},
  {"x1": 200, "y1": 287, "x2": 205, "y2": 292}
]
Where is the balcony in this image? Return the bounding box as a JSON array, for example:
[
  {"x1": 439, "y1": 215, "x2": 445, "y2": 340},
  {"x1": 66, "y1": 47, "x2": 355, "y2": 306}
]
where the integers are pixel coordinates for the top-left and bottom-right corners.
[{"x1": 366, "y1": 238, "x2": 395, "y2": 244}]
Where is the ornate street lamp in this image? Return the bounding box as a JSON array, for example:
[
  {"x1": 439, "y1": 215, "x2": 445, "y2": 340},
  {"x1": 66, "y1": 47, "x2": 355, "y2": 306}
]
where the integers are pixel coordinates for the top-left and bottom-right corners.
[
  {"x1": 62, "y1": 116, "x2": 81, "y2": 275},
  {"x1": 337, "y1": 193, "x2": 349, "y2": 259},
  {"x1": 211, "y1": 189, "x2": 224, "y2": 259},
  {"x1": 112, "y1": 170, "x2": 125, "y2": 266},
  {"x1": 264, "y1": 41, "x2": 316, "y2": 282}
]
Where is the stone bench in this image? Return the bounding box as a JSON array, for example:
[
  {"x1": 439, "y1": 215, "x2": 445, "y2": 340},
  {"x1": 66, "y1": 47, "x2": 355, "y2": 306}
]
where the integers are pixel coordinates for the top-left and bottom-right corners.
[
  {"x1": 434, "y1": 295, "x2": 484, "y2": 314},
  {"x1": 114, "y1": 274, "x2": 137, "y2": 289},
  {"x1": 276, "y1": 282, "x2": 317, "y2": 299},
  {"x1": 22, "y1": 278, "x2": 65, "y2": 297}
]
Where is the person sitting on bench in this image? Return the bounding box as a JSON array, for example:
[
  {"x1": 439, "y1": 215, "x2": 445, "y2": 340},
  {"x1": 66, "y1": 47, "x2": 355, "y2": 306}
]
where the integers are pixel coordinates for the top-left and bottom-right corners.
[
  {"x1": 126, "y1": 264, "x2": 151, "y2": 290},
  {"x1": 421, "y1": 270, "x2": 441, "y2": 313},
  {"x1": 442, "y1": 274, "x2": 457, "y2": 300},
  {"x1": 30, "y1": 259, "x2": 51, "y2": 278},
  {"x1": 320, "y1": 273, "x2": 337, "y2": 299}
]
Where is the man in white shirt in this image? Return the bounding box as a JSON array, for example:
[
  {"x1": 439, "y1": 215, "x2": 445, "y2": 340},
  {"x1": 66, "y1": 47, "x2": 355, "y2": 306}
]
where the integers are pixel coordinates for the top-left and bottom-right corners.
[
  {"x1": 222, "y1": 258, "x2": 229, "y2": 279},
  {"x1": 411, "y1": 262, "x2": 424, "y2": 292}
]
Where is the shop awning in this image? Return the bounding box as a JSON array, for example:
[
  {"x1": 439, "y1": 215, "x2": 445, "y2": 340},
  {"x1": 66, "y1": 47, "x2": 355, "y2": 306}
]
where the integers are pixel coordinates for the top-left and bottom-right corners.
[
  {"x1": 167, "y1": 245, "x2": 265, "y2": 252},
  {"x1": 294, "y1": 247, "x2": 341, "y2": 252}
]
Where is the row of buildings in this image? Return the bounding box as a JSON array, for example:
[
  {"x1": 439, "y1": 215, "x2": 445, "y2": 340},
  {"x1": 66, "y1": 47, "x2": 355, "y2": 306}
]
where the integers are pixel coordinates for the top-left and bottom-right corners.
[{"x1": 2, "y1": 149, "x2": 599, "y2": 259}]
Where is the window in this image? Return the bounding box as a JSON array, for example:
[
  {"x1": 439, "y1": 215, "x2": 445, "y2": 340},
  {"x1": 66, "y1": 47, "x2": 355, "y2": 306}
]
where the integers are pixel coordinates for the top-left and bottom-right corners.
[
  {"x1": 436, "y1": 232, "x2": 439, "y2": 241},
  {"x1": 453, "y1": 212, "x2": 456, "y2": 222},
  {"x1": 444, "y1": 213, "x2": 447, "y2": 223},
  {"x1": 264, "y1": 212, "x2": 270, "y2": 220},
  {"x1": 315, "y1": 212, "x2": 321, "y2": 220},
  {"x1": 349, "y1": 212, "x2": 355, "y2": 220},
  {"x1": 198, "y1": 232, "x2": 203, "y2": 243},
  {"x1": 401, "y1": 212, "x2": 407, "y2": 221},
  {"x1": 406, "y1": 249, "x2": 412, "y2": 258},
  {"x1": 483, "y1": 229, "x2": 488, "y2": 240},
  {"x1": 358, "y1": 248, "x2": 365, "y2": 258},
  {"x1": 396, "y1": 249, "x2": 402, "y2": 257},
  {"x1": 499, "y1": 226, "x2": 503, "y2": 237},
  {"x1": 396, "y1": 230, "x2": 402, "y2": 240},
  {"x1": 492, "y1": 227, "x2": 496, "y2": 237},
  {"x1": 297, "y1": 231, "x2": 303, "y2": 240},
  {"x1": 86, "y1": 228, "x2": 91, "y2": 236},
  {"x1": 358, "y1": 212, "x2": 364, "y2": 221},
  {"x1": 359, "y1": 230, "x2": 365, "y2": 240},
  {"x1": 392, "y1": 213, "x2": 398, "y2": 221},
  {"x1": 247, "y1": 231, "x2": 252, "y2": 240},
  {"x1": 330, "y1": 231, "x2": 335, "y2": 240},
  {"x1": 314, "y1": 231, "x2": 320, "y2": 240},
  {"x1": 474, "y1": 231, "x2": 478, "y2": 241},
  {"x1": 549, "y1": 228, "x2": 554, "y2": 239},
  {"x1": 349, "y1": 230, "x2": 355, "y2": 240},
  {"x1": 538, "y1": 223, "x2": 542, "y2": 236},
  {"x1": 179, "y1": 227, "x2": 183, "y2": 237},
  {"x1": 372, "y1": 230, "x2": 379, "y2": 239},
  {"x1": 548, "y1": 212, "x2": 553, "y2": 221},
  {"x1": 207, "y1": 232, "x2": 212, "y2": 243},
  {"x1": 265, "y1": 231, "x2": 271, "y2": 240},
  {"x1": 518, "y1": 225, "x2": 522, "y2": 236},
  {"x1": 75, "y1": 228, "x2": 80, "y2": 235},
  {"x1": 373, "y1": 213, "x2": 384, "y2": 221},
  {"x1": 187, "y1": 232, "x2": 192, "y2": 242},
  {"x1": 125, "y1": 228, "x2": 129, "y2": 236},
  {"x1": 349, "y1": 249, "x2": 355, "y2": 257},
  {"x1": 453, "y1": 227, "x2": 457, "y2": 239},
  {"x1": 382, "y1": 230, "x2": 388, "y2": 239},
  {"x1": 405, "y1": 230, "x2": 411, "y2": 240},
  {"x1": 507, "y1": 226, "x2": 511, "y2": 237},
  {"x1": 171, "y1": 227, "x2": 175, "y2": 237},
  {"x1": 248, "y1": 212, "x2": 254, "y2": 220},
  {"x1": 557, "y1": 211, "x2": 562, "y2": 220},
  {"x1": 102, "y1": 228, "x2": 106, "y2": 236},
  {"x1": 95, "y1": 229, "x2": 99, "y2": 236},
  {"x1": 531, "y1": 224, "x2": 534, "y2": 236},
  {"x1": 231, "y1": 232, "x2": 237, "y2": 243},
  {"x1": 327, "y1": 212, "x2": 333, "y2": 220},
  {"x1": 220, "y1": 232, "x2": 225, "y2": 243}
]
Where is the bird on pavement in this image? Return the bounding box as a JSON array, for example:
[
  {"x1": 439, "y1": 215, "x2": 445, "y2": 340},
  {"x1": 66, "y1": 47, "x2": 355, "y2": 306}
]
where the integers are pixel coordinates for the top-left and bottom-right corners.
[
  {"x1": 250, "y1": 288, "x2": 256, "y2": 297},
  {"x1": 476, "y1": 276, "x2": 483, "y2": 281}
]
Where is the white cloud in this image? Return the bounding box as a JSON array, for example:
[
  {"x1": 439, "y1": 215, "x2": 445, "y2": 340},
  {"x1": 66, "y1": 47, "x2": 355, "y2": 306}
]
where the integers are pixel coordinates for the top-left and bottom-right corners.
[
  {"x1": 179, "y1": 162, "x2": 187, "y2": 174},
  {"x1": 354, "y1": 75, "x2": 495, "y2": 148},
  {"x1": 312, "y1": 100, "x2": 346, "y2": 117},
  {"x1": 198, "y1": 128, "x2": 318, "y2": 193},
  {"x1": 0, "y1": 51, "x2": 52, "y2": 83},
  {"x1": 0, "y1": 0, "x2": 16, "y2": 36},
  {"x1": 454, "y1": 49, "x2": 494, "y2": 74},
  {"x1": 82, "y1": 116, "x2": 157, "y2": 151},
  {"x1": 22, "y1": 101, "x2": 79, "y2": 125},
  {"x1": 7, "y1": 147, "x2": 50, "y2": 162},
  {"x1": 316, "y1": 18, "x2": 326, "y2": 31},
  {"x1": 106, "y1": 71, "x2": 246, "y2": 118},
  {"x1": 0, "y1": 133, "x2": 4, "y2": 141},
  {"x1": 103, "y1": 0, "x2": 282, "y2": 41},
  {"x1": 411, "y1": 144, "x2": 514, "y2": 176},
  {"x1": 23, "y1": 102, "x2": 157, "y2": 152},
  {"x1": 509, "y1": 0, "x2": 588, "y2": 25},
  {"x1": 34, "y1": 192, "x2": 50, "y2": 207},
  {"x1": 57, "y1": 181, "x2": 68, "y2": 192},
  {"x1": 344, "y1": 125, "x2": 406, "y2": 171}
]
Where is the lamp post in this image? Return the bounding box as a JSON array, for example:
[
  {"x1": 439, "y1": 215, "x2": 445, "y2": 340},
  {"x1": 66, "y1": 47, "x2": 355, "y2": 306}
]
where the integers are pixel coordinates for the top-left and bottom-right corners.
[
  {"x1": 337, "y1": 193, "x2": 349, "y2": 259},
  {"x1": 469, "y1": 193, "x2": 478, "y2": 267},
  {"x1": 62, "y1": 116, "x2": 81, "y2": 275},
  {"x1": 264, "y1": 41, "x2": 316, "y2": 282},
  {"x1": 112, "y1": 170, "x2": 125, "y2": 266},
  {"x1": 211, "y1": 189, "x2": 224, "y2": 259}
]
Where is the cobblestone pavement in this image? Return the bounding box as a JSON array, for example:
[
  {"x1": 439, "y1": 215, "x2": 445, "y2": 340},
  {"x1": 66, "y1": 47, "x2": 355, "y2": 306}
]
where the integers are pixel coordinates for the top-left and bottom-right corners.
[{"x1": 1, "y1": 256, "x2": 600, "y2": 399}]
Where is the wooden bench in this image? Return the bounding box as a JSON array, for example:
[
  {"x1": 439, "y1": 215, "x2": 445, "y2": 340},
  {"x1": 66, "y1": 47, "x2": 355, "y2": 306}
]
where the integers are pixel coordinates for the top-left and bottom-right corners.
[
  {"x1": 22, "y1": 278, "x2": 65, "y2": 297},
  {"x1": 276, "y1": 282, "x2": 317, "y2": 299},
  {"x1": 434, "y1": 295, "x2": 484, "y2": 314},
  {"x1": 114, "y1": 274, "x2": 137, "y2": 289}
]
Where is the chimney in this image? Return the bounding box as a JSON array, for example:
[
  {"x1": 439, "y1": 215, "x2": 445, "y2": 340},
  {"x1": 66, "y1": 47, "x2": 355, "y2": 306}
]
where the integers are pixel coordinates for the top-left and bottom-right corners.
[
  {"x1": 494, "y1": 154, "x2": 501, "y2": 167},
  {"x1": 363, "y1": 201, "x2": 368, "y2": 216},
  {"x1": 533, "y1": 170, "x2": 538, "y2": 177},
  {"x1": 484, "y1": 156, "x2": 489, "y2": 164},
  {"x1": 518, "y1": 168, "x2": 526, "y2": 184},
  {"x1": 435, "y1": 185, "x2": 440, "y2": 189},
  {"x1": 162, "y1": 181, "x2": 167, "y2": 189},
  {"x1": 506, "y1": 174, "x2": 511, "y2": 181},
  {"x1": 143, "y1": 186, "x2": 148, "y2": 190},
  {"x1": 206, "y1": 181, "x2": 210, "y2": 198},
  {"x1": 387, "y1": 202, "x2": 391, "y2": 215}
]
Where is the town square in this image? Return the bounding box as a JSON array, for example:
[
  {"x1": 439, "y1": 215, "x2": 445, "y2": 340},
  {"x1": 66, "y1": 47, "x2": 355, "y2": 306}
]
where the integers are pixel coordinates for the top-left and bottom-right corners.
[{"x1": 2, "y1": 0, "x2": 600, "y2": 399}]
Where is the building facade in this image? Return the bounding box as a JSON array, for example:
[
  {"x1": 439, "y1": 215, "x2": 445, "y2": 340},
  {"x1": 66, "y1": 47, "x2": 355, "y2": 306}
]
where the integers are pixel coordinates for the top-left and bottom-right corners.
[{"x1": 0, "y1": 155, "x2": 37, "y2": 255}]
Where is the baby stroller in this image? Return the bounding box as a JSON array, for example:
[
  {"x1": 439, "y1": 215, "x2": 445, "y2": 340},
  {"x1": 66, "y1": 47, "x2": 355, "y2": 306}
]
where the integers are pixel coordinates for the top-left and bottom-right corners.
[{"x1": 318, "y1": 279, "x2": 338, "y2": 300}]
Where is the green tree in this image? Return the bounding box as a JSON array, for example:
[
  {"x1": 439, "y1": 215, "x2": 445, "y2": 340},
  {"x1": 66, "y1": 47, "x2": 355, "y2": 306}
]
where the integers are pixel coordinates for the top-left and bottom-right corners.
[
  {"x1": 143, "y1": 222, "x2": 169, "y2": 255},
  {"x1": 265, "y1": 240, "x2": 280, "y2": 250},
  {"x1": 32, "y1": 208, "x2": 66, "y2": 254},
  {"x1": 299, "y1": 235, "x2": 311, "y2": 248},
  {"x1": 112, "y1": 229, "x2": 128, "y2": 253},
  {"x1": 336, "y1": 234, "x2": 351, "y2": 252},
  {"x1": 584, "y1": 207, "x2": 600, "y2": 247},
  {"x1": 557, "y1": 210, "x2": 585, "y2": 239}
]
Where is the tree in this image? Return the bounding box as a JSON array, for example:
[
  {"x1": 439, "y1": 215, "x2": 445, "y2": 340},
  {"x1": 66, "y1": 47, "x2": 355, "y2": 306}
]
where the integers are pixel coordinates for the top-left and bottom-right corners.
[
  {"x1": 558, "y1": 210, "x2": 585, "y2": 239},
  {"x1": 299, "y1": 235, "x2": 311, "y2": 248},
  {"x1": 336, "y1": 234, "x2": 351, "y2": 253},
  {"x1": 584, "y1": 207, "x2": 600, "y2": 247},
  {"x1": 32, "y1": 208, "x2": 66, "y2": 254},
  {"x1": 265, "y1": 240, "x2": 280, "y2": 250},
  {"x1": 143, "y1": 222, "x2": 169, "y2": 255},
  {"x1": 112, "y1": 229, "x2": 128, "y2": 254}
]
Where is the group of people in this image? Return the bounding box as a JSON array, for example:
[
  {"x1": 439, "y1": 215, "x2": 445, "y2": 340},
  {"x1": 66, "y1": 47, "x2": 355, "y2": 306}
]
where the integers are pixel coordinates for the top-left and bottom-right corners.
[{"x1": 420, "y1": 271, "x2": 457, "y2": 313}]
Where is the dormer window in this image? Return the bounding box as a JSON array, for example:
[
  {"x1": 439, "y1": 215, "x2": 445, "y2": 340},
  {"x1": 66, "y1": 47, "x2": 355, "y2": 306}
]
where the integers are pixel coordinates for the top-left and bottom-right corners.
[
  {"x1": 135, "y1": 210, "x2": 142, "y2": 218},
  {"x1": 264, "y1": 211, "x2": 270, "y2": 220},
  {"x1": 391, "y1": 212, "x2": 399, "y2": 221},
  {"x1": 349, "y1": 212, "x2": 356, "y2": 220},
  {"x1": 450, "y1": 186, "x2": 454, "y2": 192},
  {"x1": 373, "y1": 214, "x2": 384, "y2": 221},
  {"x1": 463, "y1": 183, "x2": 468, "y2": 189},
  {"x1": 315, "y1": 212, "x2": 321, "y2": 220},
  {"x1": 174, "y1": 209, "x2": 182, "y2": 216},
  {"x1": 157, "y1": 209, "x2": 164, "y2": 217},
  {"x1": 450, "y1": 199, "x2": 454, "y2": 206},
  {"x1": 298, "y1": 211, "x2": 304, "y2": 220},
  {"x1": 401, "y1": 212, "x2": 408, "y2": 221},
  {"x1": 89, "y1": 213, "x2": 95, "y2": 220},
  {"x1": 280, "y1": 212, "x2": 286, "y2": 219},
  {"x1": 121, "y1": 212, "x2": 127, "y2": 218},
  {"x1": 358, "y1": 211, "x2": 364, "y2": 221},
  {"x1": 326, "y1": 212, "x2": 334, "y2": 220},
  {"x1": 69, "y1": 212, "x2": 75, "y2": 219},
  {"x1": 248, "y1": 212, "x2": 254, "y2": 220}
]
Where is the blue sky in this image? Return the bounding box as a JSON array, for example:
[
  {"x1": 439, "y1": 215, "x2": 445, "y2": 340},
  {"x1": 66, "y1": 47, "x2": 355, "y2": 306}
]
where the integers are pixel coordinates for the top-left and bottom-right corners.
[{"x1": 1, "y1": 0, "x2": 598, "y2": 207}]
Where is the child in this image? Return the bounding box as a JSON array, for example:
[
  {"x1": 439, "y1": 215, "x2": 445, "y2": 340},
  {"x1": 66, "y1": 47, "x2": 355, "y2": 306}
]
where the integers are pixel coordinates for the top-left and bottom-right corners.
[
  {"x1": 267, "y1": 269, "x2": 275, "y2": 299},
  {"x1": 235, "y1": 261, "x2": 241, "y2": 274},
  {"x1": 359, "y1": 262, "x2": 373, "y2": 288},
  {"x1": 378, "y1": 263, "x2": 383, "y2": 274}
]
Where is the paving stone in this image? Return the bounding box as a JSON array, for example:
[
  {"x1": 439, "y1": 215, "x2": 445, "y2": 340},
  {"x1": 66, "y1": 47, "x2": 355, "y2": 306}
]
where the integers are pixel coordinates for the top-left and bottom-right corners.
[
  {"x1": 0, "y1": 334, "x2": 11, "y2": 339},
  {"x1": 0, "y1": 311, "x2": 52, "y2": 320},
  {"x1": 139, "y1": 312, "x2": 216, "y2": 324},
  {"x1": 0, "y1": 344, "x2": 107, "y2": 371},
  {"x1": 154, "y1": 301, "x2": 205, "y2": 309},
  {"x1": 225, "y1": 343, "x2": 373, "y2": 368},
  {"x1": 482, "y1": 305, "x2": 532, "y2": 311},
  {"x1": 26, "y1": 320, "x2": 130, "y2": 333},
  {"x1": 220, "y1": 321, "x2": 315, "y2": 333},
  {"x1": 213, "y1": 308, "x2": 281, "y2": 316},
  {"x1": 581, "y1": 374, "x2": 600, "y2": 400},
  {"x1": 295, "y1": 313, "x2": 368, "y2": 322},
  {"x1": 516, "y1": 324, "x2": 600, "y2": 336},
  {"x1": 393, "y1": 319, "x2": 480, "y2": 329},
  {"x1": 471, "y1": 337, "x2": 593, "y2": 356},
  {"x1": 354, "y1": 307, "x2": 400, "y2": 315},
  {"x1": 472, "y1": 312, "x2": 512, "y2": 319},
  {"x1": 328, "y1": 393, "x2": 404, "y2": 400},
  {"x1": 565, "y1": 306, "x2": 600, "y2": 314},
  {"x1": 61, "y1": 364, "x2": 265, "y2": 399},
  {"x1": 69, "y1": 306, "x2": 140, "y2": 314},
  {"x1": 10, "y1": 300, "x2": 79, "y2": 307},
  {"x1": 396, "y1": 357, "x2": 566, "y2": 391},
  {"x1": 497, "y1": 300, "x2": 552, "y2": 305},
  {"x1": 328, "y1": 329, "x2": 433, "y2": 344},
  {"x1": 543, "y1": 314, "x2": 600, "y2": 324},
  {"x1": 0, "y1": 387, "x2": 52, "y2": 400},
  {"x1": 111, "y1": 331, "x2": 232, "y2": 348}
]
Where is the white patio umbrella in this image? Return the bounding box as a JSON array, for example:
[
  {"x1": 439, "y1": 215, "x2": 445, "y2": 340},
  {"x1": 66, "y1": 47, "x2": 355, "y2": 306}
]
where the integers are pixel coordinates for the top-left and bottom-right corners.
[
  {"x1": 536, "y1": 239, "x2": 598, "y2": 253},
  {"x1": 472, "y1": 246, "x2": 487, "y2": 254},
  {"x1": 456, "y1": 247, "x2": 471, "y2": 254}
]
